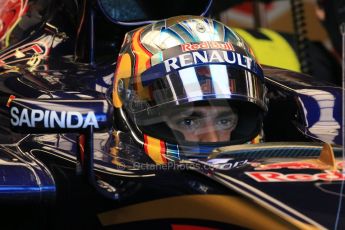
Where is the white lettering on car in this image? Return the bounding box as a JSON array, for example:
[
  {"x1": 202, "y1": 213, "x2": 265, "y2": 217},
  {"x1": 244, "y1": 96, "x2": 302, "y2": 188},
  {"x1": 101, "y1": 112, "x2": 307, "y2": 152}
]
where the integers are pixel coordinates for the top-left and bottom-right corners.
[
  {"x1": 10, "y1": 107, "x2": 99, "y2": 129},
  {"x1": 10, "y1": 106, "x2": 20, "y2": 126},
  {"x1": 19, "y1": 108, "x2": 31, "y2": 127},
  {"x1": 66, "y1": 111, "x2": 83, "y2": 128}
]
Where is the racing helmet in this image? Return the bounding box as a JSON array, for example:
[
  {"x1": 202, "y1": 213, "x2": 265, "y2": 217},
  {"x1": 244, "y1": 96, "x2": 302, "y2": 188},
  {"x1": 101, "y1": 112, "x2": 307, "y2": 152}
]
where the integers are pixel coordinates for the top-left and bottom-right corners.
[{"x1": 112, "y1": 16, "x2": 267, "y2": 164}]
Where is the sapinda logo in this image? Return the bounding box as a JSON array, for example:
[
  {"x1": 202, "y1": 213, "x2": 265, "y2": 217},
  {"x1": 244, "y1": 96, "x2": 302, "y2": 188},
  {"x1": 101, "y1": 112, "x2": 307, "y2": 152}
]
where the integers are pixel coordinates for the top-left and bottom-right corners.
[{"x1": 10, "y1": 107, "x2": 99, "y2": 129}]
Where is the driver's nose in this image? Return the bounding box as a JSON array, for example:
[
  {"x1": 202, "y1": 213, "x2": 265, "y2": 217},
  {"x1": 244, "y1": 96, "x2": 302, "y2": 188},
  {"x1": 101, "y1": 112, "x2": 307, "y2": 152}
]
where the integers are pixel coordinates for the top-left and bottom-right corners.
[{"x1": 198, "y1": 124, "x2": 220, "y2": 142}]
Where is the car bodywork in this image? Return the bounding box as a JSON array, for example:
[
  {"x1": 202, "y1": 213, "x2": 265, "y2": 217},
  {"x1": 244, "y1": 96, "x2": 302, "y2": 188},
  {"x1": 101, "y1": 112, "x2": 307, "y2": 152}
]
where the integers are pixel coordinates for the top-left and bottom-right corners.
[{"x1": 0, "y1": 0, "x2": 343, "y2": 229}]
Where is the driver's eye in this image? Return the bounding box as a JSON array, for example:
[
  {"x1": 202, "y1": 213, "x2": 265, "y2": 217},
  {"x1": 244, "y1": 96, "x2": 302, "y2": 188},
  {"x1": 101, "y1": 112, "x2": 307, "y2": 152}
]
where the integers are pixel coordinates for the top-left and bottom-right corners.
[
  {"x1": 215, "y1": 115, "x2": 237, "y2": 129},
  {"x1": 218, "y1": 119, "x2": 231, "y2": 125},
  {"x1": 176, "y1": 117, "x2": 200, "y2": 130},
  {"x1": 216, "y1": 119, "x2": 233, "y2": 130},
  {"x1": 182, "y1": 119, "x2": 193, "y2": 126}
]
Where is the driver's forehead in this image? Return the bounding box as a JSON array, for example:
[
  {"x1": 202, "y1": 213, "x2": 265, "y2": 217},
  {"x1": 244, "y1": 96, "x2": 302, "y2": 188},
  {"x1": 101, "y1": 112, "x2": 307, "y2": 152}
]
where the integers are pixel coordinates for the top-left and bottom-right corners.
[{"x1": 169, "y1": 105, "x2": 236, "y2": 117}]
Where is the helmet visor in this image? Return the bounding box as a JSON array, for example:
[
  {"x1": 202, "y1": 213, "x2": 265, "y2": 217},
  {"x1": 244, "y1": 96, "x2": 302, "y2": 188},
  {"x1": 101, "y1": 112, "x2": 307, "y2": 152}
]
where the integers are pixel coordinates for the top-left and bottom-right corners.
[
  {"x1": 119, "y1": 64, "x2": 266, "y2": 144},
  {"x1": 121, "y1": 64, "x2": 266, "y2": 115}
]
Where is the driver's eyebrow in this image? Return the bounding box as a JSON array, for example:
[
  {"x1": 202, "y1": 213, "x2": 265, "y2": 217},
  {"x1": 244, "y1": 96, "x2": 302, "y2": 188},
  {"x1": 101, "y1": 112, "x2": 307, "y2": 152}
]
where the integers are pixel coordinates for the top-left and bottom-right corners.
[
  {"x1": 185, "y1": 111, "x2": 205, "y2": 118},
  {"x1": 172, "y1": 111, "x2": 205, "y2": 118},
  {"x1": 216, "y1": 111, "x2": 236, "y2": 118}
]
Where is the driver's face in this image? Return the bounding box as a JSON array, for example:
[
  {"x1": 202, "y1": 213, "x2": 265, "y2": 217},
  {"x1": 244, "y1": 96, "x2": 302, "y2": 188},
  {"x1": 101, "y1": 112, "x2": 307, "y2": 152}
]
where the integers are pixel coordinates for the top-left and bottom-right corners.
[{"x1": 165, "y1": 105, "x2": 238, "y2": 142}]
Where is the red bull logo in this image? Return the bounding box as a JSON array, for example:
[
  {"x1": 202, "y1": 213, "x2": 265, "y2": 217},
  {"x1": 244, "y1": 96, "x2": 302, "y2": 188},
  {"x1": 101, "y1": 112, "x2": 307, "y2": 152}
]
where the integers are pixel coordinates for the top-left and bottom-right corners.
[
  {"x1": 246, "y1": 171, "x2": 345, "y2": 182},
  {"x1": 181, "y1": 41, "x2": 234, "y2": 52},
  {"x1": 253, "y1": 161, "x2": 327, "y2": 171}
]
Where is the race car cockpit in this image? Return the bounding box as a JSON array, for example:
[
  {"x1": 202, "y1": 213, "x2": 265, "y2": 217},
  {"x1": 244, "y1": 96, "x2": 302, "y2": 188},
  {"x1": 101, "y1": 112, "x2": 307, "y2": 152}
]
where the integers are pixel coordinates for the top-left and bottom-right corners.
[{"x1": 0, "y1": 1, "x2": 343, "y2": 229}]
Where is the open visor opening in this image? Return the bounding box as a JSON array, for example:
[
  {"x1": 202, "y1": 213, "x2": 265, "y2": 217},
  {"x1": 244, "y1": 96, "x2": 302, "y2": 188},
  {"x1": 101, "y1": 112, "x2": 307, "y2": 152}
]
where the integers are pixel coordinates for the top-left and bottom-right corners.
[{"x1": 119, "y1": 64, "x2": 266, "y2": 144}]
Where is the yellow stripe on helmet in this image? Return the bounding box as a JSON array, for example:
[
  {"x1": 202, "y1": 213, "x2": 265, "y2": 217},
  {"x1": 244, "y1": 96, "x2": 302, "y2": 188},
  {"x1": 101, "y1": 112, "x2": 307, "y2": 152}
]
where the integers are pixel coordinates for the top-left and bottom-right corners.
[
  {"x1": 144, "y1": 135, "x2": 166, "y2": 165},
  {"x1": 113, "y1": 53, "x2": 132, "y2": 108}
]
